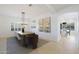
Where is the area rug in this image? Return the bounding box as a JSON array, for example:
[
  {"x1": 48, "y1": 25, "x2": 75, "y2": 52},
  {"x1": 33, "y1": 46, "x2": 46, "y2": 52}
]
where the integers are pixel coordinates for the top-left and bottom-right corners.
[{"x1": 7, "y1": 37, "x2": 49, "y2": 54}]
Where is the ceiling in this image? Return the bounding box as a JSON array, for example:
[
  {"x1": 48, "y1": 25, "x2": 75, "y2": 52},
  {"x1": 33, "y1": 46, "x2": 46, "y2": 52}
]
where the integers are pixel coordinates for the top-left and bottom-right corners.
[{"x1": 0, "y1": 4, "x2": 74, "y2": 18}]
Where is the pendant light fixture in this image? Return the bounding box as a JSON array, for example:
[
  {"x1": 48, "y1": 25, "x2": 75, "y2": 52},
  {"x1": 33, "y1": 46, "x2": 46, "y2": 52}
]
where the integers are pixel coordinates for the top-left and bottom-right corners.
[
  {"x1": 21, "y1": 11, "x2": 25, "y2": 33},
  {"x1": 21, "y1": 4, "x2": 32, "y2": 32}
]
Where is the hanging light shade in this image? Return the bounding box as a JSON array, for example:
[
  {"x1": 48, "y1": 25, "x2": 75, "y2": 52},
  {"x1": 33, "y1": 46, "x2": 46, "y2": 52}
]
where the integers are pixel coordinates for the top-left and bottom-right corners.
[
  {"x1": 21, "y1": 11, "x2": 25, "y2": 24},
  {"x1": 21, "y1": 11, "x2": 25, "y2": 33}
]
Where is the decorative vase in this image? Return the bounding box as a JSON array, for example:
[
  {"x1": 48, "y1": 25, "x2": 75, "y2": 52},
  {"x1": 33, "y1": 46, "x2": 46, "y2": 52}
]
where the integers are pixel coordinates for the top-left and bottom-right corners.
[{"x1": 22, "y1": 28, "x2": 24, "y2": 33}]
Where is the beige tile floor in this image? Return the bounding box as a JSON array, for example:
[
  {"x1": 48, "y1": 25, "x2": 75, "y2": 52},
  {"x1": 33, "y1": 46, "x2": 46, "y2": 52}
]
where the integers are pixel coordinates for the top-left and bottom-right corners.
[
  {"x1": 0, "y1": 37, "x2": 7, "y2": 54},
  {"x1": 0, "y1": 32, "x2": 79, "y2": 54},
  {"x1": 30, "y1": 32, "x2": 79, "y2": 54}
]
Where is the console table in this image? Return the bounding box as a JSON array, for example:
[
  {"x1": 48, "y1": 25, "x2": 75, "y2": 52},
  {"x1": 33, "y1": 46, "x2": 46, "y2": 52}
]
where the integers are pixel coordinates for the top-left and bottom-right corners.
[{"x1": 16, "y1": 31, "x2": 38, "y2": 49}]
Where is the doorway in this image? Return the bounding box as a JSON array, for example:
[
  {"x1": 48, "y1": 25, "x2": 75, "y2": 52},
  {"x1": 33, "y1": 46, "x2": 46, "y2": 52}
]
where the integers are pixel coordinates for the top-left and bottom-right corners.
[{"x1": 60, "y1": 22, "x2": 75, "y2": 37}]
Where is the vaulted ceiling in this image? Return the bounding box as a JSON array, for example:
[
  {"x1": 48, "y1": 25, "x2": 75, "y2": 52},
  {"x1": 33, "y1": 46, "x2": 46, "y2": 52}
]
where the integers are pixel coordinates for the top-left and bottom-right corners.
[{"x1": 0, "y1": 4, "x2": 75, "y2": 18}]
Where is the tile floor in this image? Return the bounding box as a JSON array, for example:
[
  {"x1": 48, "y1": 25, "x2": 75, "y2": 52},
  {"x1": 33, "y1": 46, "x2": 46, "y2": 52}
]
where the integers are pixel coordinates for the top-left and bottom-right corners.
[{"x1": 0, "y1": 32, "x2": 79, "y2": 54}]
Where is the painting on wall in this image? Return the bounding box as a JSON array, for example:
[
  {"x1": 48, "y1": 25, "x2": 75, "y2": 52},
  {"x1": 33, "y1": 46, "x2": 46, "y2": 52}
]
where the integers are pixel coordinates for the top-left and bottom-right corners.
[
  {"x1": 11, "y1": 23, "x2": 14, "y2": 31},
  {"x1": 11, "y1": 23, "x2": 22, "y2": 31},
  {"x1": 39, "y1": 17, "x2": 51, "y2": 32},
  {"x1": 39, "y1": 18, "x2": 43, "y2": 32},
  {"x1": 31, "y1": 20, "x2": 36, "y2": 28}
]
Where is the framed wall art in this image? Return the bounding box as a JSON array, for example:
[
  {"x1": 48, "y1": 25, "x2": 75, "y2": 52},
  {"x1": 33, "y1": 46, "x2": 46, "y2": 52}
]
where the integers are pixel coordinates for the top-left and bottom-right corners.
[{"x1": 39, "y1": 17, "x2": 51, "y2": 32}]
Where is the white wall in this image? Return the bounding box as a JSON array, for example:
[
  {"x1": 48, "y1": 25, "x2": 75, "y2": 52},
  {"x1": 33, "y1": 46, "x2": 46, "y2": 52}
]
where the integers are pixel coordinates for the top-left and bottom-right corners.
[
  {"x1": 1, "y1": 4, "x2": 79, "y2": 42},
  {"x1": 0, "y1": 4, "x2": 72, "y2": 41},
  {"x1": 56, "y1": 5, "x2": 79, "y2": 42},
  {"x1": 29, "y1": 5, "x2": 79, "y2": 41},
  {"x1": 0, "y1": 14, "x2": 31, "y2": 38},
  {"x1": 29, "y1": 13, "x2": 59, "y2": 41},
  {"x1": 0, "y1": 15, "x2": 21, "y2": 37}
]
